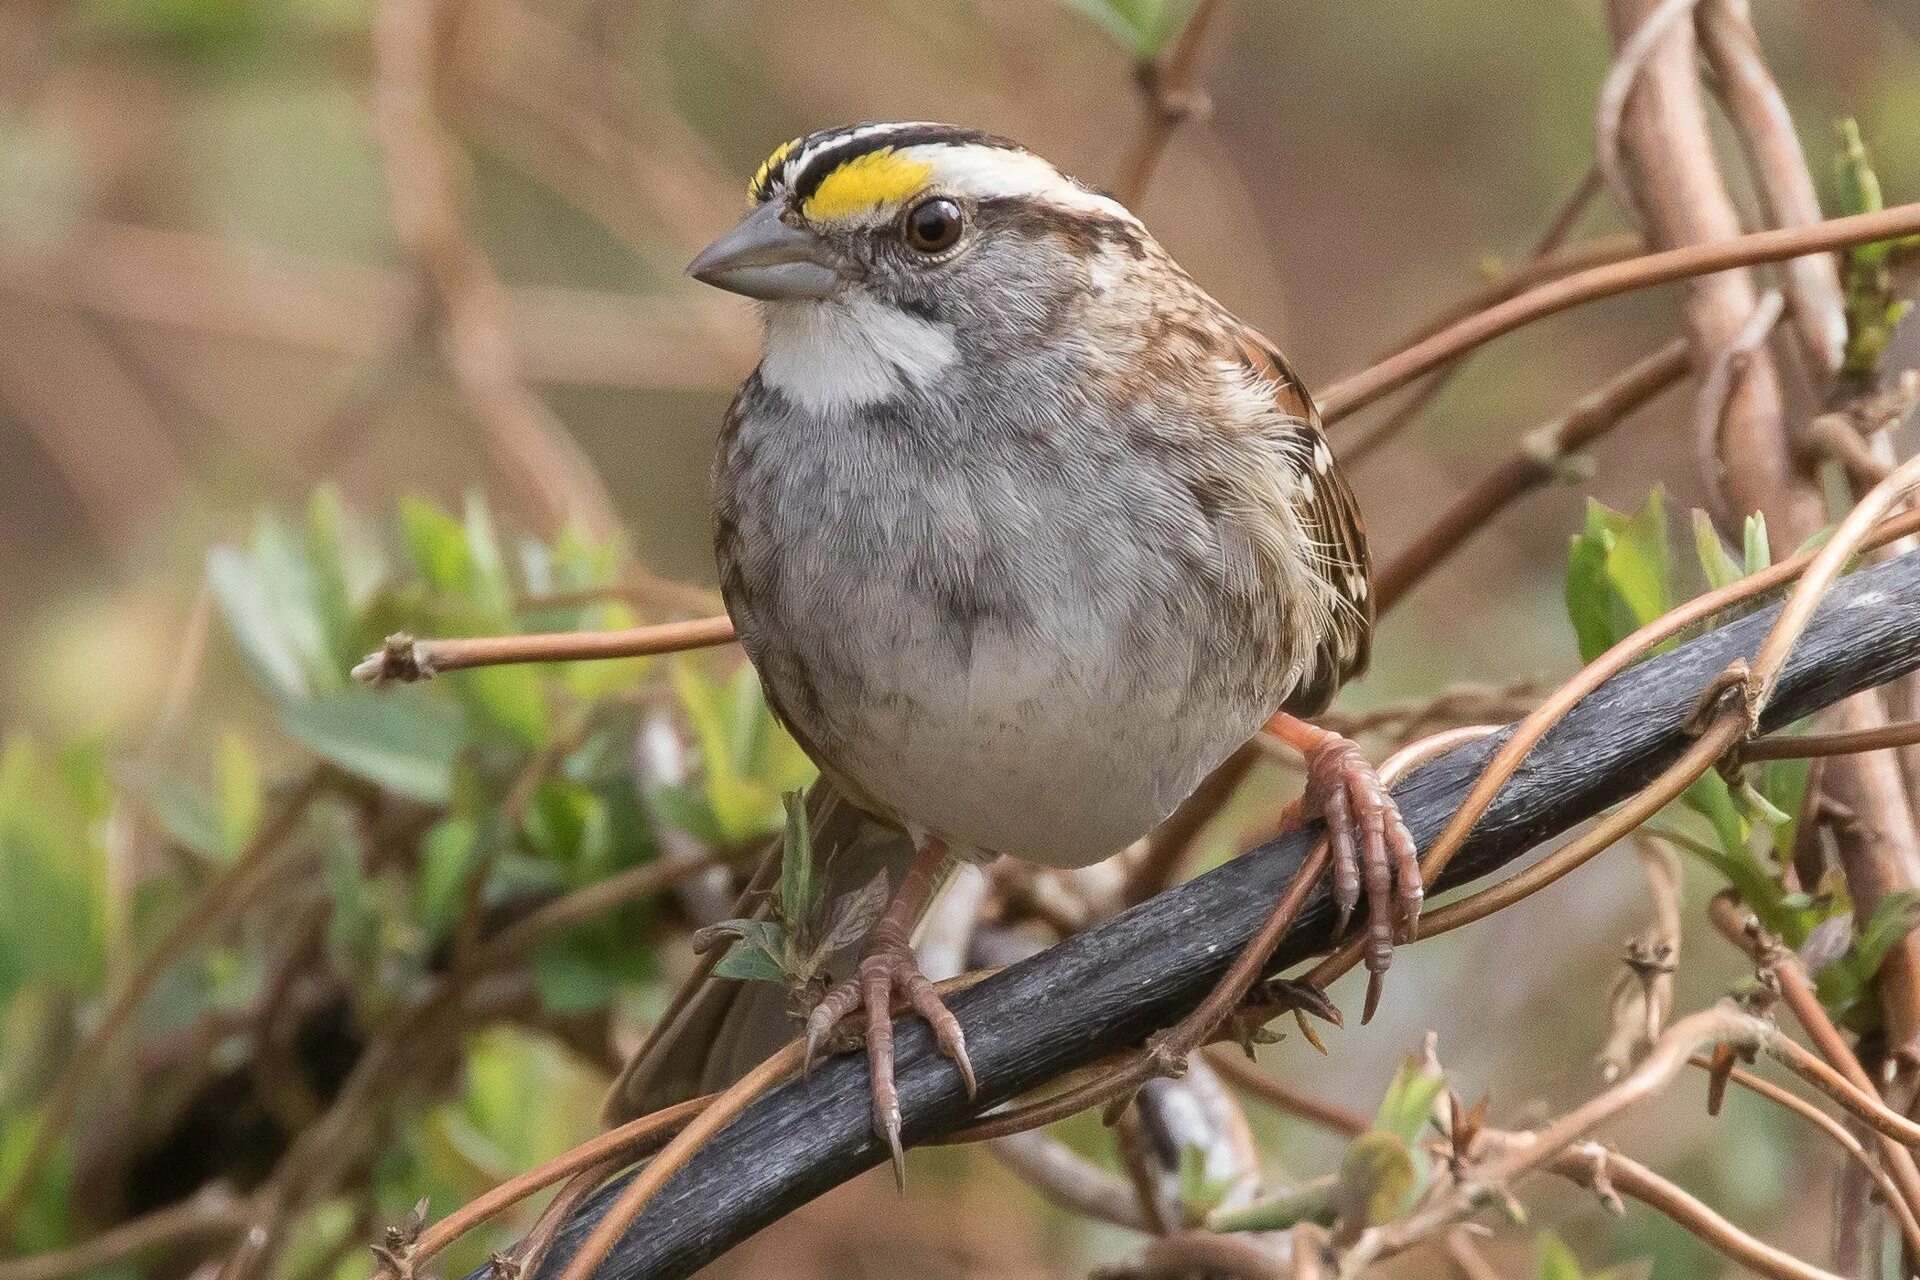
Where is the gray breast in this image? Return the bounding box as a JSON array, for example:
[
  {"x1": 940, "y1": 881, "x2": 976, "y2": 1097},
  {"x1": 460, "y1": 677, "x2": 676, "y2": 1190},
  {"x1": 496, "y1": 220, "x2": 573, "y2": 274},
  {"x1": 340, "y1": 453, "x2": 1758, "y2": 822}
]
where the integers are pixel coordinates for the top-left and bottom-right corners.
[{"x1": 715, "y1": 374, "x2": 1291, "y2": 868}]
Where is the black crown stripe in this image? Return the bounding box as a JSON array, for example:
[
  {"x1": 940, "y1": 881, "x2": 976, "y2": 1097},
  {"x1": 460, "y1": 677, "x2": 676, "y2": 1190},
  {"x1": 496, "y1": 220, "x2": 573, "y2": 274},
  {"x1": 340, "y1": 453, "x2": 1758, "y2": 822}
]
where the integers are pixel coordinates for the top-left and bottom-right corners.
[{"x1": 760, "y1": 123, "x2": 1023, "y2": 205}]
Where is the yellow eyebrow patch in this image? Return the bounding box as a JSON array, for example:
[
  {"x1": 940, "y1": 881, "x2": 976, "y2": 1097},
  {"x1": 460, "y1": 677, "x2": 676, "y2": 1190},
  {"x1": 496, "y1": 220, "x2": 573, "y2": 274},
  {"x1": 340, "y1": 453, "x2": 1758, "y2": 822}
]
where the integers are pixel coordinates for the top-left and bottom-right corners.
[
  {"x1": 801, "y1": 148, "x2": 935, "y2": 222},
  {"x1": 748, "y1": 136, "x2": 799, "y2": 205}
]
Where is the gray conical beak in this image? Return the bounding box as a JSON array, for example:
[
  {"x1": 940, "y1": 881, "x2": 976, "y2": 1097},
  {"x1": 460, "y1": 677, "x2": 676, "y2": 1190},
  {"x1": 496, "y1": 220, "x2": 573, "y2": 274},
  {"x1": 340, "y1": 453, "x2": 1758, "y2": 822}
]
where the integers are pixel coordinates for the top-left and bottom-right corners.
[{"x1": 687, "y1": 202, "x2": 843, "y2": 301}]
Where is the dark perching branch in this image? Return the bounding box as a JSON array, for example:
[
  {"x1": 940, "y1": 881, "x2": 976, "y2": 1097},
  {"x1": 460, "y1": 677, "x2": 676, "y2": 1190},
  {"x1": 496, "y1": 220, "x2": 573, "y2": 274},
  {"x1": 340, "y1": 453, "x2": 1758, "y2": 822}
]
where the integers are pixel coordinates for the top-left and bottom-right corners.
[{"x1": 509, "y1": 549, "x2": 1920, "y2": 1280}]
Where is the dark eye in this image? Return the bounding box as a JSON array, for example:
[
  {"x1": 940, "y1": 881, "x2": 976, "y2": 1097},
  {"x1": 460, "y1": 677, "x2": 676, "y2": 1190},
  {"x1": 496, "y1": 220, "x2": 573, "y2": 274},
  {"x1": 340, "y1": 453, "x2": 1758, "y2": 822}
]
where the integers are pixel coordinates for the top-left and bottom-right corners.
[{"x1": 903, "y1": 197, "x2": 964, "y2": 253}]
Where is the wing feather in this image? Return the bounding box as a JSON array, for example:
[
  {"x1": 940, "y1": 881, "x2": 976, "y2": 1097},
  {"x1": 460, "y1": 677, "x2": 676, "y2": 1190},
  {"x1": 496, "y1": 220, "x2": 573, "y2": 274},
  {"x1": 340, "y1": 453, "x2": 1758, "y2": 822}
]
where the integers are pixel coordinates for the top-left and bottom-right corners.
[{"x1": 1230, "y1": 331, "x2": 1374, "y2": 714}]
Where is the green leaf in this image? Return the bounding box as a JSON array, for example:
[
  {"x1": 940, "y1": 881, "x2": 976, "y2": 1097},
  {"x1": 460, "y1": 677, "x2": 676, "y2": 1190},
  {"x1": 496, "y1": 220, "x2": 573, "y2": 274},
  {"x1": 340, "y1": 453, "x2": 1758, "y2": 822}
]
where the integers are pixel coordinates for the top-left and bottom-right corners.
[
  {"x1": 251, "y1": 513, "x2": 347, "y2": 692},
  {"x1": 1536, "y1": 1231, "x2": 1584, "y2": 1280},
  {"x1": 1208, "y1": 1177, "x2": 1337, "y2": 1233},
  {"x1": 0, "y1": 739, "x2": 107, "y2": 998},
  {"x1": 216, "y1": 732, "x2": 263, "y2": 857},
  {"x1": 400, "y1": 496, "x2": 474, "y2": 596},
  {"x1": 1854, "y1": 891, "x2": 1920, "y2": 975},
  {"x1": 280, "y1": 688, "x2": 467, "y2": 803},
  {"x1": 462, "y1": 492, "x2": 514, "y2": 620},
  {"x1": 452, "y1": 665, "x2": 549, "y2": 749},
  {"x1": 522, "y1": 780, "x2": 609, "y2": 872},
  {"x1": 711, "y1": 940, "x2": 789, "y2": 983},
  {"x1": 1602, "y1": 490, "x2": 1672, "y2": 629},
  {"x1": 306, "y1": 486, "x2": 370, "y2": 678},
  {"x1": 1565, "y1": 493, "x2": 1674, "y2": 662},
  {"x1": 646, "y1": 780, "x2": 724, "y2": 845},
  {"x1": 1334, "y1": 1131, "x2": 1417, "y2": 1229},
  {"x1": 418, "y1": 818, "x2": 480, "y2": 935},
  {"x1": 531, "y1": 936, "x2": 622, "y2": 1013},
  {"x1": 144, "y1": 775, "x2": 225, "y2": 863},
  {"x1": 1742, "y1": 512, "x2": 1772, "y2": 576},
  {"x1": 1692, "y1": 510, "x2": 1745, "y2": 591},
  {"x1": 1372, "y1": 1054, "x2": 1446, "y2": 1147},
  {"x1": 778, "y1": 791, "x2": 817, "y2": 932},
  {"x1": 207, "y1": 544, "x2": 313, "y2": 702},
  {"x1": 1565, "y1": 508, "x2": 1618, "y2": 664},
  {"x1": 1057, "y1": 0, "x2": 1198, "y2": 58}
]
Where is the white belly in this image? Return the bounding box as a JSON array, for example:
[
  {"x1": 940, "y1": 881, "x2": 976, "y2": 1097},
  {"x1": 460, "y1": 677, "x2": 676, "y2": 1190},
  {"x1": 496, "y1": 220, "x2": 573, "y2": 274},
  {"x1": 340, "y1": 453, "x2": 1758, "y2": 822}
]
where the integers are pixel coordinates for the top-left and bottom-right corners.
[{"x1": 817, "y1": 617, "x2": 1265, "y2": 868}]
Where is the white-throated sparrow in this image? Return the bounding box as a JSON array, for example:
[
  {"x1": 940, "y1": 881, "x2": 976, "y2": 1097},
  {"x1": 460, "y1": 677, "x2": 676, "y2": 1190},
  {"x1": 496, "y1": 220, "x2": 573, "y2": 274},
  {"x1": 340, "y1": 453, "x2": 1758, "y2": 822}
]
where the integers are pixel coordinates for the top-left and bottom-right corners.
[{"x1": 619, "y1": 123, "x2": 1420, "y2": 1165}]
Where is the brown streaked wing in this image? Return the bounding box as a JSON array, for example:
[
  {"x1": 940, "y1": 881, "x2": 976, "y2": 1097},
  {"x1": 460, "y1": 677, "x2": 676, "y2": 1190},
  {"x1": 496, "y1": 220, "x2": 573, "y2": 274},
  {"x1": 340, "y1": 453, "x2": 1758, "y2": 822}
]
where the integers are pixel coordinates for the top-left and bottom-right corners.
[{"x1": 1231, "y1": 330, "x2": 1374, "y2": 713}]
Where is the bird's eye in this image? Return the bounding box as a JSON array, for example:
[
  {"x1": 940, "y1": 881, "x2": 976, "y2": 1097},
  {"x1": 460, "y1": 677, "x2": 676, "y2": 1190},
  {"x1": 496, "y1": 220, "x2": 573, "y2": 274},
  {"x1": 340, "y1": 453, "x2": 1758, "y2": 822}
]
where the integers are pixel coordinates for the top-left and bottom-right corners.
[{"x1": 903, "y1": 197, "x2": 964, "y2": 253}]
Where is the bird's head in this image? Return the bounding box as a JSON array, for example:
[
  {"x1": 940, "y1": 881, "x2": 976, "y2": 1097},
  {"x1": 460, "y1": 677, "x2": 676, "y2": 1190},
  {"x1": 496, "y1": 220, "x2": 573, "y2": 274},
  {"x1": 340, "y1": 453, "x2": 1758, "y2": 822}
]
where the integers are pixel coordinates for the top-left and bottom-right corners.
[{"x1": 687, "y1": 124, "x2": 1157, "y2": 412}]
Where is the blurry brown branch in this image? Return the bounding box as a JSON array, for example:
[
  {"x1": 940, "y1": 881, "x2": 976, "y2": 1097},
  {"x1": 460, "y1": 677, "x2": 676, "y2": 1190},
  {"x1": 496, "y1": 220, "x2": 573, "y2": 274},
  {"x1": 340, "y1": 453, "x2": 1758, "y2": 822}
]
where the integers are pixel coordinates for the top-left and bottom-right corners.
[
  {"x1": 1096, "y1": 1231, "x2": 1289, "y2": 1280},
  {"x1": 0, "y1": 223, "x2": 747, "y2": 394},
  {"x1": 0, "y1": 296, "x2": 191, "y2": 560},
  {"x1": 1113, "y1": 0, "x2": 1229, "y2": 207},
  {"x1": 373, "y1": 0, "x2": 620, "y2": 540},
  {"x1": 988, "y1": 1131, "x2": 1149, "y2": 1231},
  {"x1": 1374, "y1": 338, "x2": 1691, "y2": 611},
  {"x1": 1546, "y1": 1143, "x2": 1840, "y2": 1280},
  {"x1": 0, "y1": 1186, "x2": 247, "y2": 1280}
]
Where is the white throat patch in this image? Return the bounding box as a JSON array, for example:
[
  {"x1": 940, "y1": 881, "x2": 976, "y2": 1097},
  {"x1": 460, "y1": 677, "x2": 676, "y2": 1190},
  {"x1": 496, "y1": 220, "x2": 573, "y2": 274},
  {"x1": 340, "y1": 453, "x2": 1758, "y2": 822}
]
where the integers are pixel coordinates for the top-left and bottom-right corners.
[{"x1": 758, "y1": 295, "x2": 958, "y2": 414}]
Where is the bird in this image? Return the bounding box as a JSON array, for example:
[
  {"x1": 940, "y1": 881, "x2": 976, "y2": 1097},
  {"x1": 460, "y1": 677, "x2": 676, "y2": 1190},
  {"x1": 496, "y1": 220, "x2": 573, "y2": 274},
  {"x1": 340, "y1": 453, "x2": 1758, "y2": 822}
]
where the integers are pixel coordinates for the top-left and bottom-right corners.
[{"x1": 610, "y1": 122, "x2": 1421, "y2": 1169}]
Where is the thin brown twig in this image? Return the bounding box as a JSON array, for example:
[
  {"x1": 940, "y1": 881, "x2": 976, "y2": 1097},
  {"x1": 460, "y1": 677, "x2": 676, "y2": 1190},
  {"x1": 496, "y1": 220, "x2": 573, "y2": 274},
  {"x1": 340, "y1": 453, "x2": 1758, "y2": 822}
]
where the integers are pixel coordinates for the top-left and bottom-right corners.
[
  {"x1": 1706, "y1": 893, "x2": 1920, "y2": 1233},
  {"x1": 352, "y1": 617, "x2": 738, "y2": 684},
  {"x1": 1316, "y1": 201, "x2": 1920, "y2": 423},
  {"x1": 550, "y1": 1043, "x2": 804, "y2": 1280},
  {"x1": 1352, "y1": 1005, "x2": 1815, "y2": 1274},
  {"x1": 1201, "y1": 1049, "x2": 1368, "y2": 1138},
  {"x1": 1697, "y1": 0, "x2": 1848, "y2": 377},
  {"x1": 1697, "y1": 1057, "x2": 1920, "y2": 1257},
  {"x1": 1443, "y1": 1231, "x2": 1506, "y2": 1280},
  {"x1": 1739, "y1": 719, "x2": 1920, "y2": 761},
  {"x1": 386, "y1": 1094, "x2": 714, "y2": 1278},
  {"x1": 1548, "y1": 1142, "x2": 1842, "y2": 1280}
]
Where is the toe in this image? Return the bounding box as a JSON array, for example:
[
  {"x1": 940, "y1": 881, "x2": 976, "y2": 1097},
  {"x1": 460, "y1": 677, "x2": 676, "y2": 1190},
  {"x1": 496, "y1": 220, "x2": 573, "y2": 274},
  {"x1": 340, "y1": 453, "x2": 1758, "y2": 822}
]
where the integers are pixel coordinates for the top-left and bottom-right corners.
[
  {"x1": 904, "y1": 969, "x2": 976, "y2": 1098},
  {"x1": 1348, "y1": 770, "x2": 1395, "y2": 978},
  {"x1": 1387, "y1": 808, "x2": 1423, "y2": 942},
  {"x1": 1322, "y1": 782, "x2": 1361, "y2": 936},
  {"x1": 860, "y1": 962, "x2": 906, "y2": 1180}
]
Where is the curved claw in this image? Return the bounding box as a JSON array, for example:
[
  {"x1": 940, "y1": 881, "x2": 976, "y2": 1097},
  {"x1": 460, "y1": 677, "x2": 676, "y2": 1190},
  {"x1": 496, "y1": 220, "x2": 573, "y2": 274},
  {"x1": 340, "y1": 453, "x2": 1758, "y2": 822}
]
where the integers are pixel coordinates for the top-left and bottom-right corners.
[
  {"x1": 1292, "y1": 724, "x2": 1425, "y2": 1023},
  {"x1": 804, "y1": 939, "x2": 975, "y2": 1188}
]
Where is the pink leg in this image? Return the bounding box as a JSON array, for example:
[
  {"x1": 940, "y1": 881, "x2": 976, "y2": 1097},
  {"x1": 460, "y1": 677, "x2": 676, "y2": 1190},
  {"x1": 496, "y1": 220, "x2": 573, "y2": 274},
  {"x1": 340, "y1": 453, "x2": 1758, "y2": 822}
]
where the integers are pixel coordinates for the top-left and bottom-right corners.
[
  {"x1": 1265, "y1": 713, "x2": 1423, "y2": 1020},
  {"x1": 804, "y1": 836, "x2": 976, "y2": 1183}
]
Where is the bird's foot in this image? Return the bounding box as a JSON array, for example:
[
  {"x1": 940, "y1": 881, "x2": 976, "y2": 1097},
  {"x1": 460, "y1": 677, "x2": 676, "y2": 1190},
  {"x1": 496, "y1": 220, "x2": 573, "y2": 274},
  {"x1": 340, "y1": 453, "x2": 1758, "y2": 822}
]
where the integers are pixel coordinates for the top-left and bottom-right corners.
[
  {"x1": 805, "y1": 937, "x2": 976, "y2": 1186},
  {"x1": 1269, "y1": 714, "x2": 1423, "y2": 1022}
]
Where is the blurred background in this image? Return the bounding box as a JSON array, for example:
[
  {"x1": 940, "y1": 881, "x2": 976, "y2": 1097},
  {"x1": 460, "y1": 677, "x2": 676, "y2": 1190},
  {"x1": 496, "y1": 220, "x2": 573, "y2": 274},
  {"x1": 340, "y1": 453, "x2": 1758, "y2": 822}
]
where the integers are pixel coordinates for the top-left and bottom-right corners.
[{"x1": 0, "y1": 1, "x2": 1917, "y2": 1277}]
